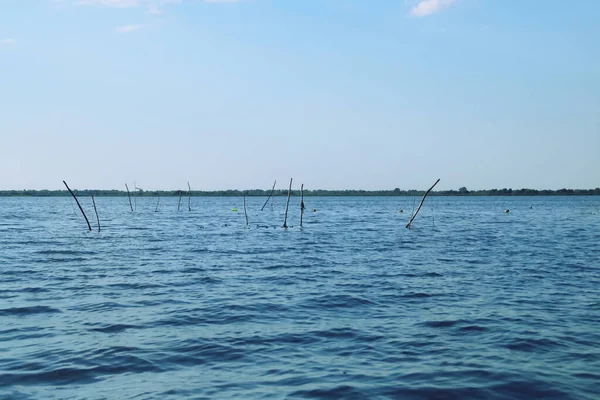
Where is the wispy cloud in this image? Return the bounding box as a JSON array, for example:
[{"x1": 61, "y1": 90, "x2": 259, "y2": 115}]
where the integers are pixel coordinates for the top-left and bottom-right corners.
[
  {"x1": 72, "y1": 0, "x2": 235, "y2": 9},
  {"x1": 145, "y1": 0, "x2": 183, "y2": 14},
  {"x1": 409, "y1": 0, "x2": 458, "y2": 17},
  {"x1": 115, "y1": 24, "x2": 142, "y2": 33},
  {"x1": 1, "y1": 38, "x2": 16, "y2": 46},
  {"x1": 145, "y1": 4, "x2": 162, "y2": 14},
  {"x1": 69, "y1": 0, "x2": 238, "y2": 18},
  {"x1": 75, "y1": 0, "x2": 140, "y2": 7}
]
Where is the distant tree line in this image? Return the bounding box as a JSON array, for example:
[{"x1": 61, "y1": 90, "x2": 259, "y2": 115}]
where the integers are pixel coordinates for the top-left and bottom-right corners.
[{"x1": 1, "y1": 187, "x2": 599, "y2": 197}]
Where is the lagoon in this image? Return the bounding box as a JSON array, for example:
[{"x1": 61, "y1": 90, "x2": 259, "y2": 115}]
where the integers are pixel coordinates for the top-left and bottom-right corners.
[{"x1": 1, "y1": 196, "x2": 599, "y2": 399}]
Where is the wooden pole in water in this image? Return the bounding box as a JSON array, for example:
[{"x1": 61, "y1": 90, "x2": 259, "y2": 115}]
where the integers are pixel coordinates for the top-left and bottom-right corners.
[
  {"x1": 63, "y1": 180, "x2": 92, "y2": 231},
  {"x1": 187, "y1": 181, "x2": 192, "y2": 211},
  {"x1": 125, "y1": 184, "x2": 133, "y2": 212},
  {"x1": 261, "y1": 180, "x2": 277, "y2": 211},
  {"x1": 91, "y1": 194, "x2": 100, "y2": 232},
  {"x1": 177, "y1": 190, "x2": 182, "y2": 211},
  {"x1": 406, "y1": 178, "x2": 440, "y2": 229},
  {"x1": 282, "y1": 178, "x2": 293, "y2": 228},
  {"x1": 243, "y1": 195, "x2": 249, "y2": 227},
  {"x1": 300, "y1": 184, "x2": 305, "y2": 227}
]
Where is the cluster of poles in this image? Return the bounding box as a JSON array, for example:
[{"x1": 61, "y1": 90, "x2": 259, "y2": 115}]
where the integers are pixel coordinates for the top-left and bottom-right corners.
[{"x1": 63, "y1": 178, "x2": 440, "y2": 232}]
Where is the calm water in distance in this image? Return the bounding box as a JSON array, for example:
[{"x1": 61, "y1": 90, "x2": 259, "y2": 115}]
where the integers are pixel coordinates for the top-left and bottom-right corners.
[{"x1": 1, "y1": 196, "x2": 599, "y2": 399}]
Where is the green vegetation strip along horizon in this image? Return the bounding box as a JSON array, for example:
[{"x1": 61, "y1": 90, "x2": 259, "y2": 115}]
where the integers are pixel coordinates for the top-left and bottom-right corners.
[{"x1": 1, "y1": 187, "x2": 599, "y2": 197}]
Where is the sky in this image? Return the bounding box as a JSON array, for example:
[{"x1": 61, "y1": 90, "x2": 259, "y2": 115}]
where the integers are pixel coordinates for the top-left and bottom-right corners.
[{"x1": 1, "y1": 0, "x2": 598, "y2": 191}]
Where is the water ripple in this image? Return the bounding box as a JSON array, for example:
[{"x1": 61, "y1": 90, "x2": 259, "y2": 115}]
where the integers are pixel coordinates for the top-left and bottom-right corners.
[
  {"x1": 0, "y1": 306, "x2": 61, "y2": 316},
  {"x1": 0, "y1": 196, "x2": 599, "y2": 399}
]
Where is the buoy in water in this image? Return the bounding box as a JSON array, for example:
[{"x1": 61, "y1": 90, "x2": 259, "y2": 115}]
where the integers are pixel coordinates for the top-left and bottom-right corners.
[
  {"x1": 504, "y1": 209, "x2": 510, "y2": 213},
  {"x1": 312, "y1": 209, "x2": 317, "y2": 213}
]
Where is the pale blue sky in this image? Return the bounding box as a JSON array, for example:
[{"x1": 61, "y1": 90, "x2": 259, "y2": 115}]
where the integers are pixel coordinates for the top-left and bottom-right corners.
[{"x1": 1, "y1": 0, "x2": 598, "y2": 191}]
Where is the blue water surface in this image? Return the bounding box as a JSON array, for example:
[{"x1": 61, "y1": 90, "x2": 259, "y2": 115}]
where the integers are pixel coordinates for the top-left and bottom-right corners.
[{"x1": 1, "y1": 196, "x2": 599, "y2": 399}]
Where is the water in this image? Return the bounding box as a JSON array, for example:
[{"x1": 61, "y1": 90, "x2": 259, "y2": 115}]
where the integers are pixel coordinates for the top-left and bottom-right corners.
[{"x1": 1, "y1": 196, "x2": 599, "y2": 399}]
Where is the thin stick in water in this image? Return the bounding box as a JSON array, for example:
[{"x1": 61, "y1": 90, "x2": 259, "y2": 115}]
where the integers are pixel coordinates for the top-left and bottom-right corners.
[
  {"x1": 125, "y1": 184, "x2": 133, "y2": 212},
  {"x1": 244, "y1": 195, "x2": 249, "y2": 227},
  {"x1": 134, "y1": 184, "x2": 143, "y2": 212},
  {"x1": 282, "y1": 178, "x2": 293, "y2": 228},
  {"x1": 406, "y1": 178, "x2": 440, "y2": 229},
  {"x1": 300, "y1": 184, "x2": 305, "y2": 227},
  {"x1": 261, "y1": 180, "x2": 277, "y2": 211},
  {"x1": 63, "y1": 180, "x2": 92, "y2": 231},
  {"x1": 188, "y1": 182, "x2": 192, "y2": 211},
  {"x1": 177, "y1": 190, "x2": 182, "y2": 211},
  {"x1": 91, "y1": 194, "x2": 100, "y2": 232}
]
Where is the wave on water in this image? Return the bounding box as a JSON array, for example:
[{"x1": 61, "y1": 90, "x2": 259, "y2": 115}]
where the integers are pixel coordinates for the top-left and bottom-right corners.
[
  {"x1": 1, "y1": 196, "x2": 599, "y2": 399},
  {"x1": 0, "y1": 306, "x2": 61, "y2": 316}
]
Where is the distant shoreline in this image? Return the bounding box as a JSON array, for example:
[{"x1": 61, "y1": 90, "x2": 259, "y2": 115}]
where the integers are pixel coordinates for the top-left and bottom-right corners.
[{"x1": 1, "y1": 188, "x2": 599, "y2": 197}]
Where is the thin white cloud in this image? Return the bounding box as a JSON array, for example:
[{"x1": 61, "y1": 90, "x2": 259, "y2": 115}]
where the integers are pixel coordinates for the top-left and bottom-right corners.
[
  {"x1": 69, "y1": 0, "x2": 236, "y2": 17},
  {"x1": 145, "y1": 4, "x2": 162, "y2": 13},
  {"x1": 75, "y1": 0, "x2": 140, "y2": 7},
  {"x1": 115, "y1": 24, "x2": 142, "y2": 33},
  {"x1": 73, "y1": 0, "x2": 234, "y2": 9},
  {"x1": 1, "y1": 38, "x2": 16, "y2": 46},
  {"x1": 145, "y1": 0, "x2": 182, "y2": 14},
  {"x1": 146, "y1": 4, "x2": 162, "y2": 15},
  {"x1": 410, "y1": 0, "x2": 458, "y2": 17}
]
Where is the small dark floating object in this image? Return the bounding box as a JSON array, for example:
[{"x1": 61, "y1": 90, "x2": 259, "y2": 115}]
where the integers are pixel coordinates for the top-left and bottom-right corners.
[
  {"x1": 312, "y1": 209, "x2": 317, "y2": 213},
  {"x1": 399, "y1": 209, "x2": 404, "y2": 213},
  {"x1": 504, "y1": 209, "x2": 510, "y2": 213}
]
